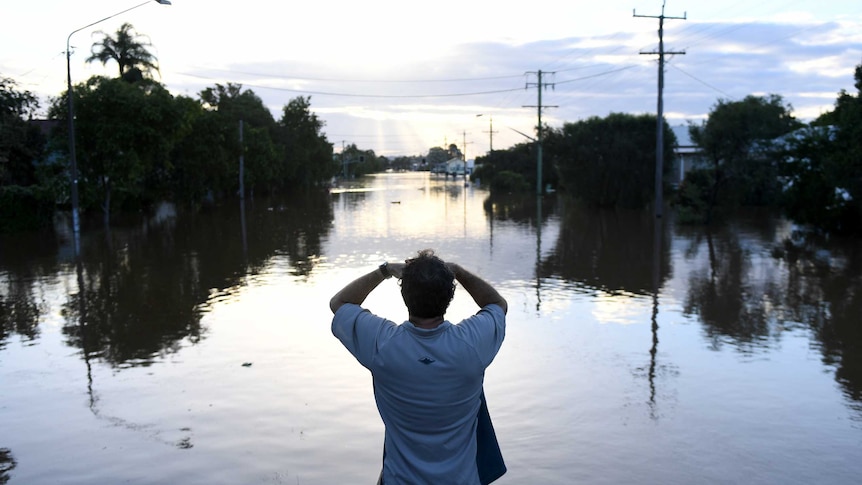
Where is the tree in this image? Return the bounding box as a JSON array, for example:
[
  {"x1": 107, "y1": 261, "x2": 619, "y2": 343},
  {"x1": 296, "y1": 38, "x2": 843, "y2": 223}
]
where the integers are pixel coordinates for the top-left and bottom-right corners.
[
  {"x1": 473, "y1": 142, "x2": 536, "y2": 193},
  {"x1": 54, "y1": 76, "x2": 183, "y2": 222},
  {"x1": 447, "y1": 143, "x2": 462, "y2": 160},
  {"x1": 86, "y1": 23, "x2": 160, "y2": 80},
  {"x1": 197, "y1": 83, "x2": 279, "y2": 197},
  {"x1": 168, "y1": 95, "x2": 228, "y2": 205},
  {"x1": 0, "y1": 76, "x2": 43, "y2": 187},
  {"x1": 275, "y1": 96, "x2": 336, "y2": 186},
  {"x1": 0, "y1": 76, "x2": 53, "y2": 231},
  {"x1": 686, "y1": 94, "x2": 801, "y2": 223},
  {"x1": 425, "y1": 147, "x2": 449, "y2": 167},
  {"x1": 822, "y1": 62, "x2": 862, "y2": 232},
  {"x1": 784, "y1": 60, "x2": 862, "y2": 234},
  {"x1": 389, "y1": 156, "x2": 417, "y2": 171},
  {"x1": 550, "y1": 113, "x2": 675, "y2": 208},
  {"x1": 777, "y1": 125, "x2": 843, "y2": 230}
]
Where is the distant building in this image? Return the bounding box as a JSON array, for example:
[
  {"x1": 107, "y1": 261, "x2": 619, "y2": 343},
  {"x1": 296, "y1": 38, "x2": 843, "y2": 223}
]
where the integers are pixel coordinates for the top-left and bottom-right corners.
[
  {"x1": 671, "y1": 125, "x2": 706, "y2": 187},
  {"x1": 444, "y1": 157, "x2": 474, "y2": 176},
  {"x1": 30, "y1": 119, "x2": 60, "y2": 138}
]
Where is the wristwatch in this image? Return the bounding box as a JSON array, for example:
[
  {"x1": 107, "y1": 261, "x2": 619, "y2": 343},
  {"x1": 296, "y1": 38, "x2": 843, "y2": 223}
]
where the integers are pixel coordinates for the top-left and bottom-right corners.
[{"x1": 379, "y1": 262, "x2": 392, "y2": 279}]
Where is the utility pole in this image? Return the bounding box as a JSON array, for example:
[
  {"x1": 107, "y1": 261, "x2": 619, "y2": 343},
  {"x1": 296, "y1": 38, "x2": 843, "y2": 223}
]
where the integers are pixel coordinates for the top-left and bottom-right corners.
[
  {"x1": 478, "y1": 114, "x2": 498, "y2": 152},
  {"x1": 525, "y1": 70, "x2": 557, "y2": 196},
  {"x1": 635, "y1": 1, "x2": 686, "y2": 218}
]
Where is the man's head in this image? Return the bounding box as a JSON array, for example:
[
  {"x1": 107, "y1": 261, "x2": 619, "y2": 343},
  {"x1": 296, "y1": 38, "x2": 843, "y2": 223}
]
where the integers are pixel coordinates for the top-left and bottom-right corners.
[{"x1": 400, "y1": 249, "x2": 456, "y2": 318}]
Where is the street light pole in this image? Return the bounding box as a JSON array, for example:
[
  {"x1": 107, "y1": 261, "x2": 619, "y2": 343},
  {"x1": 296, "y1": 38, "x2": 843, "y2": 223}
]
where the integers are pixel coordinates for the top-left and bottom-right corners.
[
  {"x1": 476, "y1": 114, "x2": 495, "y2": 153},
  {"x1": 65, "y1": 0, "x2": 171, "y2": 243}
]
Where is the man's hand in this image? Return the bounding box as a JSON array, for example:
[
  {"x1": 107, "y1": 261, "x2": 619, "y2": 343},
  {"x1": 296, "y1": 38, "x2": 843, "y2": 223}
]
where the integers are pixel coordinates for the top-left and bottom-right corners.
[
  {"x1": 330, "y1": 266, "x2": 392, "y2": 314},
  {"x1": 387, "y1": 262, "x2": 406, "y2": 279},
  {"x1": 446, "y1": 262, "x2": 507, "y2": 314},
  {"x1": 445, "y1": 262, "x2": 462, "y2": 278}
]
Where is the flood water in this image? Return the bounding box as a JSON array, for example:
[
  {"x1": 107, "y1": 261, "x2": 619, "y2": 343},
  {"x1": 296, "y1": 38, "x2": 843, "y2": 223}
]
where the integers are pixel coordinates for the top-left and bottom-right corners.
[{"x1": 1, "y1": 171, "x2": 861, "y2": 484}]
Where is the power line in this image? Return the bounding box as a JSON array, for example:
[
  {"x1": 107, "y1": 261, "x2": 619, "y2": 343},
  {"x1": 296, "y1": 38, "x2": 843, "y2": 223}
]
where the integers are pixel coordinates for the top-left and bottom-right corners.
[
  {"x1": 178, "y1": 72, "x2": 525, "y2": 98},
  {"x1": 669, "y1": 63, "x2": 735, "y2": 99},
  {"x1": 554, "y1": 65, "x2": 640, "y2": 85},
  {"x1": 180, "y1": 65, "x2": 638, "y2": 100},
  {"x1": 188, "y1": 67, "x2": 527, "y2": 84}
]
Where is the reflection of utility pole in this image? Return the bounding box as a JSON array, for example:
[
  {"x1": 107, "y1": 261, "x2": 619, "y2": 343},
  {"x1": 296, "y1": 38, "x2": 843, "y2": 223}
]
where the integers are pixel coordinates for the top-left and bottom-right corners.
[
  {"x1": 74, "y1": 243, "x2": 94, "y2": 409},
  {"x1": 635, "y1": 2, "x2": 686, "y2": 218},
  {"x1": 648, "y1": 215, "x2": 663, "y2": 420},
  {"x1": 240, "y1": 198, "x2": 248, "y2": 263},
  {"x1": 525, "y1": 70, "x2": 557, "y2": 196},
  {"x1": 342, "y1": 140, "x2": 347, "y2": 179},
  {"x1": 238, "y1": 120, "x2": 244, "y2": 199},
  {"x1": 535, "y1": 195, "x2": 543, "y2": 313},
  {"x1": 461, "y1": 130, "x2": 472, "y2": 185}
]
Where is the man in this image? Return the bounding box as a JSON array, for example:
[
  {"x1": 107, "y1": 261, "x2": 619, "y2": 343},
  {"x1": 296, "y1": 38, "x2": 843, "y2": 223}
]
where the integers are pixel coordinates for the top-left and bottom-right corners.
[{"x1": 330, "y1": 249, "x2": 507, "y2": 484}]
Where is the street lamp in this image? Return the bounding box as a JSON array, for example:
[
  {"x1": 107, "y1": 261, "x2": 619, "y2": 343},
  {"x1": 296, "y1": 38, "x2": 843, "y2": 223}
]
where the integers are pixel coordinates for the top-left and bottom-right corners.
[{"x1": 66, "y1": 0, "x2": 171, "y2": 243}]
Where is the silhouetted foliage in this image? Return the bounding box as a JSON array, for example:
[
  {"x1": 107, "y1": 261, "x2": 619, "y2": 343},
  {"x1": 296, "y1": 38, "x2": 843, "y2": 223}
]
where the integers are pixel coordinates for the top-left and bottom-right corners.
[
  {"x1": 782, "y1": 60, "x2": 862, "y2": 235},
  {"x1": 86, "y1": 23, "x2": 160, "y2": 79},
  {"x1": 683, "y1": 94, "x2": 801, "y2": 223},
  {"x1": 549, "y1": 113, "x2": 675, "y2": 209},
  {"x1": 473, "y1": 142, "x2": 540, "y2": 193}
]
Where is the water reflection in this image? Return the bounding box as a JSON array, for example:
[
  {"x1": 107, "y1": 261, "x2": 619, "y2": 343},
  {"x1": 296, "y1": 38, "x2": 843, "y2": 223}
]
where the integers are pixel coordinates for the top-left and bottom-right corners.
[
  {"x1": 677, "y1": 216, "x2": 862, "y2": 416},
  {"x1": 61, "y1": 224, "x2": 207, "y2": 365},
  {"x1": 0, "y1": 272, "x2": 43, "y2": 346},
  {"x1": 3, "y1": 173, "x2": 862, "y2": 483},
  {"x1": 482, "y1": 192, "x2": 556, "y2": 227},
  {"x1": 681, "y1": 227, "x2": 781, "y2": 350},
  {"x1": 773, "y1": 235, "x2": 862, "y2": 412},
  {"x1": 0, "y1": 231, "x2": 60, "y2": 347},
  {"x1": 540, "y1": 198, "x2": 671, "y2": 295},
  {"x1": 0, "y1": 190, "x2": 333, "y2": 366},
  {"x1": 0, "y1": 448, "x2": 15, "y2": 485},
  {"x1": 482, "y1": 193, "x2": 559, "y2": 312}
]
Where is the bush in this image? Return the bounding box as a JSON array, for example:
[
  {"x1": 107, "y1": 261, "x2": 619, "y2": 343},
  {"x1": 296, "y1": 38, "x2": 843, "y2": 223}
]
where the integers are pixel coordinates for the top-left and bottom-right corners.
[
  {"x1": 673, "y1": 169, "x2": 712, "y2": 224},
  {"x1": 0, "y1": 185, "x2": 55, "y2": 232},
  {"x1": 490, "y1": 170, "x2": 529, "y2": 194}
]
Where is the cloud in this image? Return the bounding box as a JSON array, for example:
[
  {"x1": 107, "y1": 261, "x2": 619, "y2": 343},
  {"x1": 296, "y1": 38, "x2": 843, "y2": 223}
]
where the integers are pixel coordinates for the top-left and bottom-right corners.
[{"x1": 3, "y1": 1, "x2": 861, "y2": 156}]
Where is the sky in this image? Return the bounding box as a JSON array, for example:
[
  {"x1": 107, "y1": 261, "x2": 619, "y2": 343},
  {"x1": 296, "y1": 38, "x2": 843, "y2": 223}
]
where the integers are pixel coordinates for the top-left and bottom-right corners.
[{"x1": 2, "y1": 0, "x2": 861, "y2": 157}]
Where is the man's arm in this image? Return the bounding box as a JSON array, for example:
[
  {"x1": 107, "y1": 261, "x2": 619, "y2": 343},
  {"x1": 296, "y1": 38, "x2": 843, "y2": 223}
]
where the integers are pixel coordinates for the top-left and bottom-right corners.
[
  {"x1": 329, "y1": 265, "x2": 392, "y2": 314},
  {"x1": 448, "y1": 263, "x2": 508, "y2": 314}
]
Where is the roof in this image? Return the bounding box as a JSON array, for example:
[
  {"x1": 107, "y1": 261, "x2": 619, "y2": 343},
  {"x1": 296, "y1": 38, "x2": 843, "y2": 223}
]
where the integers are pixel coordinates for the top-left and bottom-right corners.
[{"x1": 671, "y1": 124, "x2": 695, "y2": 147}]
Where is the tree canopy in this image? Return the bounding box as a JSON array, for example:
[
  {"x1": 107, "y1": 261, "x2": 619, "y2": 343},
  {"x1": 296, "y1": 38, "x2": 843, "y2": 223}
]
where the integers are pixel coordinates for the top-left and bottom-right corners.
[
  {"x1": 0, "y1": 76, "x2": 43, "y2": 186},
  {"x1": 680, "y1": 94, "x2": 801, "y2": 223},
  {"x1": 0, "y1": 76, "x2": 52, "y2": 231},
  {"x1": 781, "y1": 62, "x2": 862, "y2": 234},
  {"x1": 68, "y1": 76, "x2": 183, "y2": 219},
  {"x1": 86, "y1": 22, "x2": 160, "y2": 80},
  {"x1": 549, "y1": 112, "x2": 675, "y2": 209},
  {"x1": 41, "y1": 75, "x2": 336, "y2": 222}
]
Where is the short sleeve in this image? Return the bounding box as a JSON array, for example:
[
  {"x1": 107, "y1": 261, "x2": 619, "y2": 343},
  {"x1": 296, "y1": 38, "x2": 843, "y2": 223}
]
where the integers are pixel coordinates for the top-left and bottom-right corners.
[
  {"x1": 457, "y1": 304, "x2": 506, "y2": 367},
  {"x1": 331, "y1": 303, "x2": 393, "y2": 368}
]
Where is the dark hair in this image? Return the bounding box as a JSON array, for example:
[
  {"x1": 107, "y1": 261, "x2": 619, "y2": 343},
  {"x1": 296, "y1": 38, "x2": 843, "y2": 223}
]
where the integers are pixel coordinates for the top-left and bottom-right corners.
[{"x1": 400, "y1": 249, "x2": 456, "y2": 318}]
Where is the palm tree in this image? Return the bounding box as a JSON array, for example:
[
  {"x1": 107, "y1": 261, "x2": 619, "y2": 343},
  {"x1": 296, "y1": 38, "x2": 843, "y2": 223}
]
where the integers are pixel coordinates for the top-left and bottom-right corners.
[{"x1": 86, "y1": 23, "x2": 159, "y2": 80}]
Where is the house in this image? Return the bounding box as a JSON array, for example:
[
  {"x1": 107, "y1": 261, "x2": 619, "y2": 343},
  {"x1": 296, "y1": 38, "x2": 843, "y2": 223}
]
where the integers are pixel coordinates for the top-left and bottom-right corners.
[
  {"x1": 444, "y1": 157, "x2": 474, "y2": 176},
  {"x1": 671, "y1": 125, "x2": 706, "y2": 187}
]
